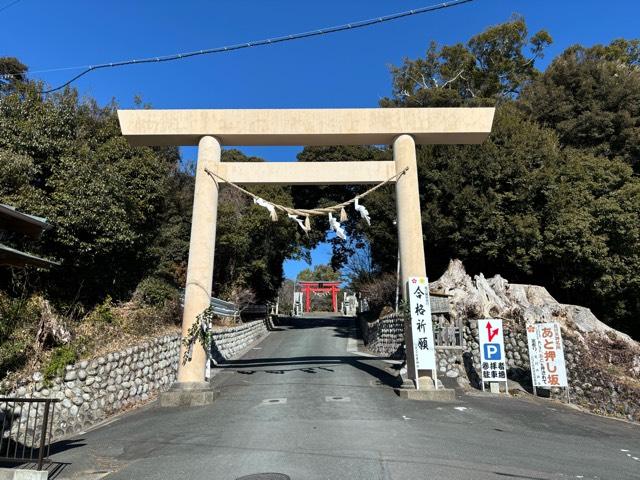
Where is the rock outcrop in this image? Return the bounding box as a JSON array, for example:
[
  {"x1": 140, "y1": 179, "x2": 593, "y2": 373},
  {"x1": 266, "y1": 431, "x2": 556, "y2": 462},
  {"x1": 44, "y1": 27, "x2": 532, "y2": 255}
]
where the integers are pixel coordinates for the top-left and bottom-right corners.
[{"x1": 432, "y1": 260, "x2": 640, "y2": 421}]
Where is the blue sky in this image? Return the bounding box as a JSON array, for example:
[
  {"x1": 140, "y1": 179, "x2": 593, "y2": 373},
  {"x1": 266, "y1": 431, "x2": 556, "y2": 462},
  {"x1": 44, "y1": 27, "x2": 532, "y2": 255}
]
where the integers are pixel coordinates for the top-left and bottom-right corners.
[{"x1": 2, "y1": 0, "x2": 639, "y2": 279}]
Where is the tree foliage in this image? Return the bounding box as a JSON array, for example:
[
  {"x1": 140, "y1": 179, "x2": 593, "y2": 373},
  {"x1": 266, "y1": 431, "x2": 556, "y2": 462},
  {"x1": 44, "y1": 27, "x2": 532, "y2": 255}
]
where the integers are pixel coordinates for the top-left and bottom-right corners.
[
  {"x1": 0, "y1": 70, "x2": 301, "y2": 309},
  {"x1": 294, "y1": 20, "x2": 640, "y2": 338},
  {"x1": 0, "y1": 82, "x2": 179, "y2": 302},
  {"x1": 296, "y1": 264, "x2": 341, "y2": 282},
  {"x1": 520, "y1": 40, "x2": 640, "y2": 170},
  {"x1": 381, "y1": 15, "x2": 551, "y2": 107},
  {"x1": 375, "y1": 21, "x2": 640, "y2": 337}
]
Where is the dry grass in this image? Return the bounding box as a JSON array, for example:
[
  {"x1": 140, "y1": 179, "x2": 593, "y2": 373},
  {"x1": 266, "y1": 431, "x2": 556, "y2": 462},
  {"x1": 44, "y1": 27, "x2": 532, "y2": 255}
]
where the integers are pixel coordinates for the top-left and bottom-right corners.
[{"x1": 0, "y1": 296, "x2": 181, "y2": 392}]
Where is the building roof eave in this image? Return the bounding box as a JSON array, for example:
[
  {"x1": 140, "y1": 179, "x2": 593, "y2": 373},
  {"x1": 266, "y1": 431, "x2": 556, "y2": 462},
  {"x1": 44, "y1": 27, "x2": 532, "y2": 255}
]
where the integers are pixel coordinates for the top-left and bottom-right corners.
[
  {"x1": 0, "y1": 203, "x2": 51, "y2": 239},
  {"x1": 0, "y1": 243, "x2": 59, "y2": 268}
]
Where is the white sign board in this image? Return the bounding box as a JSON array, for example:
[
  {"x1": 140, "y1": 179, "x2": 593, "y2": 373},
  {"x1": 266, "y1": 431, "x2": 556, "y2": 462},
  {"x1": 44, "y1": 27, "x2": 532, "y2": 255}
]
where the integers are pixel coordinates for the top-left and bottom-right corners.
[
  {"x1": 477, "y1": 319, "x2": 508, "y2": 383},
  {"x1": 526, "y1": 322, "x2": 568, "y2": 387},
  {"x1": 407, "y1": 277, "x2": 436, "y2": 372}
]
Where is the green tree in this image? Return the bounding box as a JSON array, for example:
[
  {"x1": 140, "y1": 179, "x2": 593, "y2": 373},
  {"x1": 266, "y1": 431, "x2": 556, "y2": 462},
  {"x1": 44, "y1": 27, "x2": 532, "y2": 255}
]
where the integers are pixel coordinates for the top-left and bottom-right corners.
[
  {"x1": 296, "y1": 264, "x2": 341, "y2": 281},
  {"x1": 0, "y1": 83, "x2": 179, "y2": 302},
  {"x1": 0, "y1": 57, "x2": 27, "y2": 94},
  {"x1": 538, "y1": 150, "x2": 640, "y2": 334},
  {"x1": 521, "y1": 39, "x2": 640, "y2": 170},
  {"x1": 371, "y1": 19, "x2": 640, "y2": 337},
  {"x1": 382, "y1": 15, "x2": 551, "y2": 107}
]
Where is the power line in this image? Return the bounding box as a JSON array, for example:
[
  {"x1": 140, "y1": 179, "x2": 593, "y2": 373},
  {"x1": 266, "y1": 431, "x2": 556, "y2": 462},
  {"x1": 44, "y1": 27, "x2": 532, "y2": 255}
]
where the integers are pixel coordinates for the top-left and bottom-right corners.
[
  {"x1": 0, "y1": 0, "x2": 22, "y2": 14},
  {"x1": 28, "y1": 0, "x2": 474, "y2": 94}
]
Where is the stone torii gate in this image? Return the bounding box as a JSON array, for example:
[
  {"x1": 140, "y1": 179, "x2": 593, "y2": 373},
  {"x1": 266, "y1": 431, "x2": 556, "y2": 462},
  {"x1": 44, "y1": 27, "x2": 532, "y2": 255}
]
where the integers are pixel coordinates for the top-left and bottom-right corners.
[{"x1": 118, "y1": 107, "x2": 495, "y2": 405}]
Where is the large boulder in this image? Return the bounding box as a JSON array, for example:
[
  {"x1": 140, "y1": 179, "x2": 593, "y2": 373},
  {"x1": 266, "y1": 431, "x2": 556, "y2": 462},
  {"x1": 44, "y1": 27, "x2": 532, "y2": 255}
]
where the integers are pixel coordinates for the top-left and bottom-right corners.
[{"x1": 432, "y1": 260, "x2": 640, "y2": 422}]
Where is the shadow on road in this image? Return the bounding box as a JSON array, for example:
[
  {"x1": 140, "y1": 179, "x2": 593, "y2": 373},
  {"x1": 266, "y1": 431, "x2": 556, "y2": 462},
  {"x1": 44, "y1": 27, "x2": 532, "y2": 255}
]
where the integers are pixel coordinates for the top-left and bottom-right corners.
[
  {"x1": 273, "y1": 315, "x2": 358, "y2": 339},
  {"x1": 219, "y1": 355, "x2": 401, "y2": 388},
  {"x1": 218, "y1": 316, "x2": 399, "y2": 388}
]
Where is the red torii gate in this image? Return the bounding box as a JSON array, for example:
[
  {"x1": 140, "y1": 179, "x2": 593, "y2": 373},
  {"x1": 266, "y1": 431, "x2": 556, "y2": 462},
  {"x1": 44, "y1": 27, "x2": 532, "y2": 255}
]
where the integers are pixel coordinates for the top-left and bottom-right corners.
[{"x1": 298, "y1": 280, "x2": 341, "y2": 313}]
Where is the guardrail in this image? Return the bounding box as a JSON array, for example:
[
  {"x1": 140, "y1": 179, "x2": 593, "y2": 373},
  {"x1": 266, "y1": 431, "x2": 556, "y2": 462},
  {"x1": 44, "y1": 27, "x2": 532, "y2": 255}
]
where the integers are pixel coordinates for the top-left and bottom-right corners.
[
  {"x1": 181, "y1": 292, "x2": 271, "y2": 320},
  {"x1": 210, "y1": 297, "x2": 240, "y2": 318},
  {"x1": 0, "y1": 397, "x2": 59, "y2": 470}
]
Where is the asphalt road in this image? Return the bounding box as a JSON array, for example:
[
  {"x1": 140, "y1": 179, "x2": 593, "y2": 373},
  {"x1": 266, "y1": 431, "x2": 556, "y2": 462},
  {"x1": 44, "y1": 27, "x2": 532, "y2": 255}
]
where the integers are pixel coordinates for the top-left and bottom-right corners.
[{"x1": 49, "y1": 315, "x2": 640, "y2": 480}]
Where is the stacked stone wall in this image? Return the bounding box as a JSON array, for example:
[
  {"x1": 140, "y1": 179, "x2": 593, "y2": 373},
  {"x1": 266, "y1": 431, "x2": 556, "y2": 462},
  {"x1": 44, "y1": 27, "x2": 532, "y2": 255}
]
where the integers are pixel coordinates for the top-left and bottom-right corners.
[
  {"x1": 359, "y1": 313, "x2": 404, "y2": 358},
  {"x1": 209, "y1": 318, "x2": 271, "y2": 362},
  {"x1": 360, "y1": 313, "x2": 466, "y2": 380},
  {"x1": 1, "y1": 318, "x2": 271, "y2": 442}
]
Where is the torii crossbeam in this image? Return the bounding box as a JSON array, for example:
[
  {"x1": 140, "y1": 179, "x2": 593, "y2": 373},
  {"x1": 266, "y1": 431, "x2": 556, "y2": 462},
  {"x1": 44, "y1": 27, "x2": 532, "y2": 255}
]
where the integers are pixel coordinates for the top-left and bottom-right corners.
[{"x1": 118, "y1": 107, "x2": 495, "y2": 405}]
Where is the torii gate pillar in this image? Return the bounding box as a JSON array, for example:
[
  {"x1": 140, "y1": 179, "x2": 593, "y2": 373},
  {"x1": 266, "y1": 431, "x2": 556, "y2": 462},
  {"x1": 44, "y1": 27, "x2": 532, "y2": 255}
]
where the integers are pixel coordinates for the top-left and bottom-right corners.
[
  {"x1": 176, "y1": 136, "x2": 220, "y2": 387},
  {"x1": 394, "y1": 134, "x2": 427, "y2": 387}
]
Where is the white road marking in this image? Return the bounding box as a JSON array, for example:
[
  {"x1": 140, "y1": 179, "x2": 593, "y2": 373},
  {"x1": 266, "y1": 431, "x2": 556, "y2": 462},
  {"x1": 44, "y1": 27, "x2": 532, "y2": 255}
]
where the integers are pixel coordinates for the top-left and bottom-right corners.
[
  {"x1": 620, "y1": 449, "x2": 629, "y2": 452},
  {"x1": 454, "y1": 407, "x2": 468, "y2": 412},
  {"x1": 402, "y1": 415, "x2": 411, "y2": 420},
  {"x1": 252, "y1": 347, "x2": 262, "y2": 350},
  {"x1": 262, "y1": 398, "x2": 287, "y2": 405}
]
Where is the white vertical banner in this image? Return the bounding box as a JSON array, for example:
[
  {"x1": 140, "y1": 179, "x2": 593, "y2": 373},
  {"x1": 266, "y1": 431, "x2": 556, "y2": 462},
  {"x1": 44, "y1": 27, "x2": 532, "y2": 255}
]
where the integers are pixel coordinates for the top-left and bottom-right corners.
[
  {"x1": 407, "y1": 277, "x2": 437, "y2": 375},
  {"x1": 526, "y1": 325, "x2": 543, "y2": 387},
  {"x1": 527, "y1": 322, "x2": 568, "y2": 388},
  {"x1": 477, "y1": 319, "x2": 508, "y2": 383}
]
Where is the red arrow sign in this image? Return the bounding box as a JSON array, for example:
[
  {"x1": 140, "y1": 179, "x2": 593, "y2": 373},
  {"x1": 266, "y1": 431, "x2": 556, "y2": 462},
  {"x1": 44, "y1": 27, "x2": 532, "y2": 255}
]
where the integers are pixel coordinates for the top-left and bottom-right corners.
[{"x1": 486, "y1": 321, "x2": 499, "y2": 342}]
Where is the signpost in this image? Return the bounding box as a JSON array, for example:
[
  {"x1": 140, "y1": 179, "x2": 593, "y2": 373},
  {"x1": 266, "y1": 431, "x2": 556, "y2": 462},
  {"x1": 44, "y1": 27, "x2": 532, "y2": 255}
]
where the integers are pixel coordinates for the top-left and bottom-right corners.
[
  {"x1": 526, "y1": 322, "x2": 568, "y2": 393},
  {"x1": 477, "y1": 319, "x2": 508, "y2": 393},
  {"x1": 407, "y1": 277, "x2": 437, "y2": 390}
]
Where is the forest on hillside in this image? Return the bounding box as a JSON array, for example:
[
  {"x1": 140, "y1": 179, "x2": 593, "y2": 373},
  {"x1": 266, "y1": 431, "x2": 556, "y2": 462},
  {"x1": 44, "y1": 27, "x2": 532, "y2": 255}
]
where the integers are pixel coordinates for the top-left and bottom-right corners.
[{"x1": 1, "y1": 16, "x2": 639, "y2": 380}]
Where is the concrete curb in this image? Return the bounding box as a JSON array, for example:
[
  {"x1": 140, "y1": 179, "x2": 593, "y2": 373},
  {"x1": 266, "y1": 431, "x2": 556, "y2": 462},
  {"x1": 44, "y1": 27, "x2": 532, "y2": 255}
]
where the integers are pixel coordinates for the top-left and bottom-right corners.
[
  {"x1": 0, "y1": 468, "x2": 48, "y2": 480},
  {"x1": 395, "y1": 388, "x2": 457, "y2": 402}
]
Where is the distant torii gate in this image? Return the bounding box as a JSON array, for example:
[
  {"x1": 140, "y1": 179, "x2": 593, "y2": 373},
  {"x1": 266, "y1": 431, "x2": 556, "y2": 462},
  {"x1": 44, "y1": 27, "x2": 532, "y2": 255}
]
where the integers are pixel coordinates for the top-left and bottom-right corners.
[
  {"x1": 118, "y1": 107, "x2": 495, "y2": 405},
  {"x1": 298, "y1": 281, "x2": 341, "y2": 313}
]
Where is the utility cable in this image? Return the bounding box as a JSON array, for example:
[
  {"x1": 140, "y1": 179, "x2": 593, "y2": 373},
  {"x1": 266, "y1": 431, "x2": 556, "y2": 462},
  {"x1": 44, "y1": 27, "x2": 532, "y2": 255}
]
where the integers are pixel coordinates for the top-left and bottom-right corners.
[
  {"x1": 27, "y1": 0, "x2": 474, "y2": 94},
  {"x1": 0, "y1": 0, "x2": 22, "y2": 14}
]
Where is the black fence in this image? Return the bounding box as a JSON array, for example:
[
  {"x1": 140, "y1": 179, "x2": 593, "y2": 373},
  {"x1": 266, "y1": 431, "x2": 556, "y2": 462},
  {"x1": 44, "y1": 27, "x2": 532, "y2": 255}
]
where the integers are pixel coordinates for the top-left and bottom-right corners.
[{"x1": 0, "y1": 397, "x2": 59, "y2": 470}]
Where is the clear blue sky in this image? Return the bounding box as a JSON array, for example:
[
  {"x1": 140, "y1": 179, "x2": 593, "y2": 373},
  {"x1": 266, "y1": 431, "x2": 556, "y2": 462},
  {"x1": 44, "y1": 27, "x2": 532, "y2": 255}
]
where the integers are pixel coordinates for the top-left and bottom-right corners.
[{"x1": 2, "y1": 0, "x2": 639, "y2": 279}]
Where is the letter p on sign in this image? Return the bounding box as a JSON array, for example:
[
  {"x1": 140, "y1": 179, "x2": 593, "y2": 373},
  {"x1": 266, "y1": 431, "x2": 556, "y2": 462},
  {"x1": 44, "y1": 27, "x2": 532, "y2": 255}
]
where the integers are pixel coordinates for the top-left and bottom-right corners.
[{"x1": 484, "y1": 343, "x2": 502, "y2": 361}]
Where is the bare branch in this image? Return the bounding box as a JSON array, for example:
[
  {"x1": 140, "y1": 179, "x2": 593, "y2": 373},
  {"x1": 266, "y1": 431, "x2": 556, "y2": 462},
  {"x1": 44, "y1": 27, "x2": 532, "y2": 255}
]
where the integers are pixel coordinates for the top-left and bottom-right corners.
[{"x1": 440, "y1": 69, "x2": 465, "y2": 89}]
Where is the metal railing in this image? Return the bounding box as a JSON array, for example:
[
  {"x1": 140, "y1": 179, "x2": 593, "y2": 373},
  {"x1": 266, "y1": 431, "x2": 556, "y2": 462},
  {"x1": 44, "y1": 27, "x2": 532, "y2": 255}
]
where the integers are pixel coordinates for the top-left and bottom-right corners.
[
  {"x1": 434, "y1": 316, "x2": 463, "y2": 347},
  {"x1": 0, "y1": 397, "x2": 59, "y2": 470},
  {"x1": 210, "y1": 297, "x2": 240, "y2": 318}
]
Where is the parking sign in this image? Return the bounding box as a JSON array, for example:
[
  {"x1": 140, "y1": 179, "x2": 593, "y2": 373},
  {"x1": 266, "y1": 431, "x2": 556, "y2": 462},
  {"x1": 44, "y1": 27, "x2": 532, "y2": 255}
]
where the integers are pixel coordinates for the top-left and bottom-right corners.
[{"x1": 477, "y1": 319, "x2": 508, "y2": 383}]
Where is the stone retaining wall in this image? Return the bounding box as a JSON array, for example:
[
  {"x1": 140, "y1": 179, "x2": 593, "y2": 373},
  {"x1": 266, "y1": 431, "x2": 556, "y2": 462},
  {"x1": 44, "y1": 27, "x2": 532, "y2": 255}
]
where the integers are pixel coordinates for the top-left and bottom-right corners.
[
  {"x1": 3, "y1": 334, "x2": 181, "y2": 442},
  {"x1": 359, "y1": 313, "x2": 404, "y2": 358},
  {"x1": 210, "y1": 318, "x2": 271, "y2": 363},
  {"x1": 1, "y1": 318, "x2": 271, "y2": 442},
  {"x1": 437, "y1": 347, "x2": 466, "y2": 383},
  {"x1": 360, "y1": 313, "x2": 466, "y2": 382}
]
